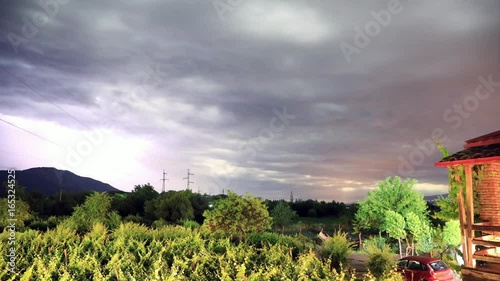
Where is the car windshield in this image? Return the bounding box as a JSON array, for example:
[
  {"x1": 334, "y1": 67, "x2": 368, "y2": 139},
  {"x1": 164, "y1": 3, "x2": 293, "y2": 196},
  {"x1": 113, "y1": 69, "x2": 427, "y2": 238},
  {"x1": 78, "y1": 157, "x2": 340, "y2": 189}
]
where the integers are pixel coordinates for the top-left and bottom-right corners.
[{"x1": 429, "y1": 261, "x2": 448, "y2": 271}]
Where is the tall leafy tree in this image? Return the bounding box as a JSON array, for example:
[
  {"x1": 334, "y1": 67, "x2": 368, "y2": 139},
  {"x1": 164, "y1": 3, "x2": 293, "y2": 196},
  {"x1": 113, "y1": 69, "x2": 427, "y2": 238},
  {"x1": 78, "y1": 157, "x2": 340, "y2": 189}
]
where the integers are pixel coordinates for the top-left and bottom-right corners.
[
  {"x1": 383, "y1": 210, "x2": 406, "y2": 258},
  {"x1": 355, "y1": 176, "x2": 428, "y2": 231},
  {"x1": 356, "y1": 176, "x2": 430, "y2": 256},
  {"x1": 157, "y1": 191, "x2": 194, "y2": 223},
  {"x1": 442, "y1": 220, "x2": 461, "y2": 247},
  {"x1": 203, "y1": 191, "x2": 271, "y2": 239},
  {"x1": 271, "y1": 201, "x2": 298, "y2": 233},
  {"x1": 145, "y1": 190, "x2": 194, "y2": 223},
  {"x1": 406, "y1": 212, "x2": 433, "y2": 255},
  {"x1": 131, "y1": 183, "x2": 159, "y2": 215},
  {"x1": 189, "y1": 192, "x2": 210, "y2": 223}
]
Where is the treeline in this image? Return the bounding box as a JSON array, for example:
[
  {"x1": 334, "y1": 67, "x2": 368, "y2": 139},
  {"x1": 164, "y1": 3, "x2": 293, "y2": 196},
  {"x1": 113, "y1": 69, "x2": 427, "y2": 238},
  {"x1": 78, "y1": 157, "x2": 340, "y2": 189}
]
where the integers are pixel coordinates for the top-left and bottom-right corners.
[
  {"x1": 1, "y1": 182, "x2": 355, "y2": 228},
  {"x1": 268, "y1": 199, "x2": 352, "y2": 218}
]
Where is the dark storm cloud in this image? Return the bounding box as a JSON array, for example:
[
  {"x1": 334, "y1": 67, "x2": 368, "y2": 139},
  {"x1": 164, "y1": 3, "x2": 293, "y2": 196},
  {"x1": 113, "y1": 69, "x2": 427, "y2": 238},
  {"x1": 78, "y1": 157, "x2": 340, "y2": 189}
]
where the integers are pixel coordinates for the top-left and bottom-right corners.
[{"x1": 1, "y1": 0, "x2": 499, "y2": 201}]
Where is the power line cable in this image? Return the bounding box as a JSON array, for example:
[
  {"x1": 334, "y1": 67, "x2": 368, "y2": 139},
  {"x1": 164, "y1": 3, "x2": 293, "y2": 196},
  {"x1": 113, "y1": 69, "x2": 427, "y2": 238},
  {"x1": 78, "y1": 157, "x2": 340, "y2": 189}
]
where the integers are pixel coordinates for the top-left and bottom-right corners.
[
  {"x1": 0, "y1": 66, "x2": 93, "y2": 130},
  {"x1": 0, "y1": 117, "x2": 63, "y2": 148}
]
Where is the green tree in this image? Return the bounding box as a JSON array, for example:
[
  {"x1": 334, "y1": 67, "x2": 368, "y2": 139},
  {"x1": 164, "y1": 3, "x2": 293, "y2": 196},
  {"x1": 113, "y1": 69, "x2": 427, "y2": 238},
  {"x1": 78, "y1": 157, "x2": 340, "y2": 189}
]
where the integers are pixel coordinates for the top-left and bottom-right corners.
[
  {"x1": 189, "y1": 192, "x2": 210, "y2": 223},
  {"x1": 131, "y1": 184, "x2": 159, "y2": 215},
  {"x1": 0, "y1": 198, "x2": 31, "y2": 229},
  {"x1": 203, "y1": 191, "x2": 272, "y2": 239},
  {"x1": 145, "y1": 191, "x2": 194, "y2": 223},
  {"x1": 442, "y1": 220, "x2": 461, "y2": 248},
  {"x1": 384, "y1": 210, "x2": 406, "y2": 258},
  {"x1": 429, "y1": 220, "x2": 462, "y2": 260},
  {"x1": 355, "y1": 176, "x2": 429, "y2": 232},
  {"x1": 157, "y1": 191, "x2": 194, "y2": 223},
  {"x1": 406, "y1": 212, "x2": 433, "y2": 255},
  {"x1": 271, "y1": 201, "x2": 298, "y2": 233},
  {"x1": 67, "y1": 192, "x2": 118, "y2": 233}
]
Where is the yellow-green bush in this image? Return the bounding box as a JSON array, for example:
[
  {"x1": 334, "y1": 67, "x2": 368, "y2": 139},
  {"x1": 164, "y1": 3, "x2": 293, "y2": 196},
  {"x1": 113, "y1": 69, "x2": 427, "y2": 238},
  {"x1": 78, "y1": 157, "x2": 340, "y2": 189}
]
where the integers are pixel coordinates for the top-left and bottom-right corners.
[{"x1": 2, "y1": 224, "x2": 392, "y2": 280}]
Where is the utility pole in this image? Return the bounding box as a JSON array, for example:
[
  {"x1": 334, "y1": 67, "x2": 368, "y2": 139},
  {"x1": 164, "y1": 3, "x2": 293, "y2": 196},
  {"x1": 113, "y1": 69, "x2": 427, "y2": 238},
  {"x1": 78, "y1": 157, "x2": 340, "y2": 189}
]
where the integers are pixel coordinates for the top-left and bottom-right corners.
[
  {"x1": 183, "y1": 169, "x2": 194, "y2": 190},
  {"x1": 160, "y1": 169, "x2": 169, "y2": 193}
]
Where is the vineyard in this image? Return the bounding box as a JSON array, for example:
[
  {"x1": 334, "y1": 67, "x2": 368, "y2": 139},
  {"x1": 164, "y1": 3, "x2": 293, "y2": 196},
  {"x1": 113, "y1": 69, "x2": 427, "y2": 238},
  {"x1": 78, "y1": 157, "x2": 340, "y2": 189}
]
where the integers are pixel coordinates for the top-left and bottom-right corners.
[
  {"x1": 2, "y1": 223, "x2": 332, "y2": 280},
  {"x1": 0, "y1": 222, "x2": 405, "y2": 281}
]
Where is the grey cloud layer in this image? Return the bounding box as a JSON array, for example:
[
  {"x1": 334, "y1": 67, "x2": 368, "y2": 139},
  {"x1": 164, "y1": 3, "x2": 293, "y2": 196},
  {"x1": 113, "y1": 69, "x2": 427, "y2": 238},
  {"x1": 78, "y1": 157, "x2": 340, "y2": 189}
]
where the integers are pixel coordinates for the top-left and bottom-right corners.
[{"x1": 1, "y1": 0, "x2": 499, "y2": 201}]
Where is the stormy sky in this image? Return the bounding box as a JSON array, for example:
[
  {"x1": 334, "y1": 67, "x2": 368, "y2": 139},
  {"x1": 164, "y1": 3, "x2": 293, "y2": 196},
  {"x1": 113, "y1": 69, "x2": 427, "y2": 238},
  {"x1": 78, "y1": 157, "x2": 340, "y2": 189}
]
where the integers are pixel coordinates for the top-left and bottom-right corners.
[{"x1": 0, "y1": 0, "x2": 499, "y2": 202}]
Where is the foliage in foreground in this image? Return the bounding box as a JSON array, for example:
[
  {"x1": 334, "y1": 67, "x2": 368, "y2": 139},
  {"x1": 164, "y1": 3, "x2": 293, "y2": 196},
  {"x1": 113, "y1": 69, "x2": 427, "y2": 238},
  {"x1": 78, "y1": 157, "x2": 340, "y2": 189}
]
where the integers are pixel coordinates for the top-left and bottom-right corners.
[
  {"x1": 320, "y1": 230, "x2": 355, "y2": 271},
  {"x1": 365, "y1": 243, "x2": 398, "y2": 279},
  {"x1": 0, "y1": 223, "x2": 368, "y2": 281}
]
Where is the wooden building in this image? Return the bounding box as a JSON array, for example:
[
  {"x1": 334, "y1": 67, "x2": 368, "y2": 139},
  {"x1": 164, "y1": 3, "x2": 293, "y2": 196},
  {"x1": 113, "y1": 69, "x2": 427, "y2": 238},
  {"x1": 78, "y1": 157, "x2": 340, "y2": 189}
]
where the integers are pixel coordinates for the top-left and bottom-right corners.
[{"x1": 435, "y1": 130, "x2": 500, "y2": 280}]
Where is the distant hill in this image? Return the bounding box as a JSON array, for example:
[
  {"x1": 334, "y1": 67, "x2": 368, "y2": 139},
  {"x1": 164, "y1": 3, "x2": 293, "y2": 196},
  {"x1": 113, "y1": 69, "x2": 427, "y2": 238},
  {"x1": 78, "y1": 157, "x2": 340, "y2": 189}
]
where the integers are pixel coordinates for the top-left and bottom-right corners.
[
  {"x1": 424, "y1": 194, "x2": 446, "y2": 203},
  {"x1": 0, "y1": 167, "x2": 120, "y2": 196}
]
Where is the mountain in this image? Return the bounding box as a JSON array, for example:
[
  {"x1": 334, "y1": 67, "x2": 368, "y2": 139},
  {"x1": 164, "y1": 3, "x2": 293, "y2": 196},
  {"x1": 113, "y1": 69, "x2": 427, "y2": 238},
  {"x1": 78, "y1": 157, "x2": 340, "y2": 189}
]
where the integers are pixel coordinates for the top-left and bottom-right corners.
[{"x1": 0, "y1": 167, "x2": 121, "y2": 196}]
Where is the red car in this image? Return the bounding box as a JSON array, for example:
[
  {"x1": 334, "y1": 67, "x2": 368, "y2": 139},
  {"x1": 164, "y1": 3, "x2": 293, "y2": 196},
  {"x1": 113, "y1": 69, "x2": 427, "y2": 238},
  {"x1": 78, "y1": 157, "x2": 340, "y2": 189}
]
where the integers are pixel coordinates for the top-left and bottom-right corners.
[{"x1": 397, "y1": 256, "x2": 455, "y2": 281}]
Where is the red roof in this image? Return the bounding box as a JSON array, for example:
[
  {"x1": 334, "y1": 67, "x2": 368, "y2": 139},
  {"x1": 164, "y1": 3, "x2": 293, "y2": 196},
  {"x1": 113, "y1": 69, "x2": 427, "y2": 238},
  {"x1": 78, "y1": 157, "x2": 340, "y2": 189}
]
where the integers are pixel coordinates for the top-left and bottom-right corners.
[
  {"x1": 464, "y1": 129, "x2": 500, "y2": 149},
  {"x1": 435, "y1": 130, "x2": 500, "y2": 167}
]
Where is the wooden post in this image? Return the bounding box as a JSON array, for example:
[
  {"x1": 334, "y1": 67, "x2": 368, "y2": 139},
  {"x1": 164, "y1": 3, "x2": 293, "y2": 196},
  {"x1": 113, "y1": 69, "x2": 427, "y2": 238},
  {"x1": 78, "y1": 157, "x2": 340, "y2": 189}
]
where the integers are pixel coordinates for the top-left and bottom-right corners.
[
  {"x1": 465, "y1": 164, "x2": 475, "y2": 268},
  {"x1": 458, "y1": 190, "x2": 468, "y2": 266}
]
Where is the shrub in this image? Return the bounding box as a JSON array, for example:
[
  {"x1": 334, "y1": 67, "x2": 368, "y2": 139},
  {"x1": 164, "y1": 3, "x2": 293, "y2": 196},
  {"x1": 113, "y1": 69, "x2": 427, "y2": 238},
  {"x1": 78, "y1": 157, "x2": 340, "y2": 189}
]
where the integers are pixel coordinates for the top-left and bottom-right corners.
[
  {"x1": 365, "y1": 244, "x2": 397, "y2": 278},
  {"x1": 247, "y1": 232, "x2": 281, "y2": 246},
  {"x1": 151, "y1": 218, "x2": 168, "y2": 229},
  {"x1": 124, "y1": 214, "x2": 143, "y2": 223},
  {"x1": 28, "y1": 220, "x2": 48, "y2": 231},
  {"x1": 113, "y1": 222, "x2": 151, "y2": 242},
  {"x1": 363, "y1": 236, "x2": 386, "y2": 251},
  {"x1": 87, "y1": 222, "x2": 108, "y2": 240},
  {"x1": 182, "y1": 219, "x2": 200, "y2": 229},
  {"x1": 295, "y1": 251, "x2": 347, "y2": 280},
  {"x1": 153, "y1": 225, "x2": 193, "y2": 240},
  {"x1": 363, "y1": 269, "x2": 404, "y2": 281},
  {"x1": 107, "y1": 211, "x2": 122, "y2": 230},
  {"x1": 47, "y1": 216, "x2": 59, "y2": 228},
  {"x1": 320, "y1": 230, "x2": 355, "y2": 271}
]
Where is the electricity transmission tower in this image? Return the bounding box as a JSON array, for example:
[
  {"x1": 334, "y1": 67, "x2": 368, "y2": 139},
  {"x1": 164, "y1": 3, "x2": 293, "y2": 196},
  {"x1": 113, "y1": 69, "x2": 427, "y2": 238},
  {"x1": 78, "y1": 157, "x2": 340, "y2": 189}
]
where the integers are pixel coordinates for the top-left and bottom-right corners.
[
  {"x1": 160, "y1": 169, "x2": 169, "y2": 193},
  {"x1": 183, "y1": 169, "x2": 194, "y2": 190}
]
